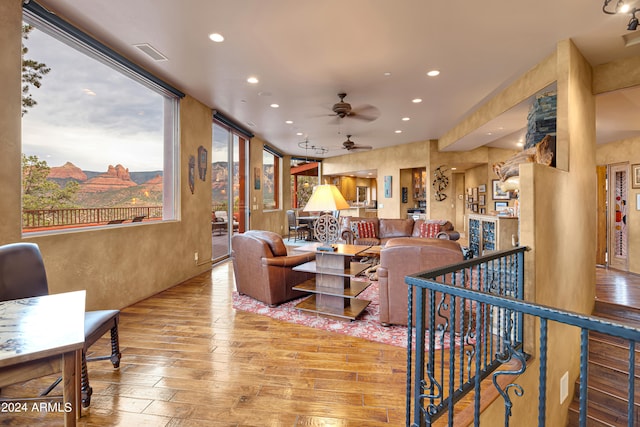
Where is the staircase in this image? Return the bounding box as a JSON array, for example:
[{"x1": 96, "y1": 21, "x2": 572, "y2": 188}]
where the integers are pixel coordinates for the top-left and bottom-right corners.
[{"x1": 567, "y1": 301, "x2": 640, "y2": 426}]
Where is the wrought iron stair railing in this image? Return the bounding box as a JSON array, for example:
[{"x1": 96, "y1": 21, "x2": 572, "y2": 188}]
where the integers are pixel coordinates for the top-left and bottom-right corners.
[{"x1": 404, "y1": 247, "x2": 640, "y2": 427}]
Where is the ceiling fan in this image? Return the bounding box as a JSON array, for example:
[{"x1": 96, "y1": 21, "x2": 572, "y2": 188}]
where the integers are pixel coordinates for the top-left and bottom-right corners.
[
  {"x1": 342, "y1": 135, "x2": 372, "y2": 151},
  {"x1": 330, "y1": 93, "x2": 379, "y2": 122}
]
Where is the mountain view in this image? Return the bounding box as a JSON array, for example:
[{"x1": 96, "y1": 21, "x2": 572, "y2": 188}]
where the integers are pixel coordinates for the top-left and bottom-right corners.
[{"x1": 47, "y1": 161, "x2": 163, "y2": 207}]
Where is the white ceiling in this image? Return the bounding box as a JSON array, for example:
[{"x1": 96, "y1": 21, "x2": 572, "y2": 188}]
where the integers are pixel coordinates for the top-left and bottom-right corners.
[{"x1": 38, "y1": 0, "x2": 640, "y2": 158}]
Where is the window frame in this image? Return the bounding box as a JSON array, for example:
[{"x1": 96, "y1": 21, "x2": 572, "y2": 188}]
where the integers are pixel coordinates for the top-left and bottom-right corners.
[
  {"x1": 21, "y1": 2, "x2": 184, "y2": 234},
  {"x1": 262, "y1": 146, "x2": 281, "y2": 211}
]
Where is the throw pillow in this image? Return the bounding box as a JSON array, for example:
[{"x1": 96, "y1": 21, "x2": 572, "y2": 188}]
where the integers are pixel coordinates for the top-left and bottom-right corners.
[
  {"x1": 358, "y1": 221, "x2": 376, "y2": 239},
  {"x1": 419, "y1": 222, "x2": 441, "y2": 238},
  {"x1": 351, "y1": 221, "x2": 375, "y2": 239}
]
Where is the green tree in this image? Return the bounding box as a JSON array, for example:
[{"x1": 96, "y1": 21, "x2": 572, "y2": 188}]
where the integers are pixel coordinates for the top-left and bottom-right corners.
[
  {"x1": 22, "y1": 154, "x2": 79, "y2": 210},
  {"x1": 22, "y1": 24, "x2": 50, "y2": 116}
]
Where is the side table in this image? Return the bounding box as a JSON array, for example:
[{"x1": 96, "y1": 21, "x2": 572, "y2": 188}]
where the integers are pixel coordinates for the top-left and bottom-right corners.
[{"x1": 292, "y1": 244, "x2": 373, "y2": 320}]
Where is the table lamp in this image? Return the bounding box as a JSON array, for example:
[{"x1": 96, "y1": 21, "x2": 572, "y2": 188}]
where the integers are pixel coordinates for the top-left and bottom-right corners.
[{"x1": 303, "y1": 184, "x2": 350, "y2": 251}]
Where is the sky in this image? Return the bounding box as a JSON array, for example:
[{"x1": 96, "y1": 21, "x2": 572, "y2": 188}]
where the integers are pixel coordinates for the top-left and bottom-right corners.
[{"x1": 21, "y1": 24, "x2": 167, "y2": 172}]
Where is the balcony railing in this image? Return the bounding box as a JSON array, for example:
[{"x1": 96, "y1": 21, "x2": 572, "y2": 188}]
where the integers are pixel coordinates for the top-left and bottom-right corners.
[
  {"x1": 22, "y1": 206, "x2": 162, "y2": 230},
  {"x1": 404, "y1": 247, "x2": 640, "y2": 427}
]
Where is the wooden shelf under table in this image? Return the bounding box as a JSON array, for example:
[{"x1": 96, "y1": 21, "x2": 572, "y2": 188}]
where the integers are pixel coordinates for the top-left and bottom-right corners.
[
  {"x1": 294, "y1": 295, "x2": 371, "y2": 321},
  {"x1": 293, "y1": 277, "x2": 369, "y2": 298}
]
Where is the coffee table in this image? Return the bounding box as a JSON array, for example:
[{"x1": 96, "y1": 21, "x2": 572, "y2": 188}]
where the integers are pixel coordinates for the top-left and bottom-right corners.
[{"x1": 292, "y1": 244, "x2": 373, "y2": 320}]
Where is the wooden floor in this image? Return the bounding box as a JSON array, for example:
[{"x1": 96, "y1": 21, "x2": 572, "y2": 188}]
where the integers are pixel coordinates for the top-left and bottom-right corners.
[{"x1": 1, "y1": 263, "x2": 639, "y2": 426}]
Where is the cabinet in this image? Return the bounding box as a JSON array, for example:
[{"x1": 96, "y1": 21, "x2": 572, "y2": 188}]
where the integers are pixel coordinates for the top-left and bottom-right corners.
[
  {"x1": 292, "y1": 244, "x2": 372, "y2": 320},
  {"x1": 468, "y1": 214, "x2": 519, "y2": 257}
]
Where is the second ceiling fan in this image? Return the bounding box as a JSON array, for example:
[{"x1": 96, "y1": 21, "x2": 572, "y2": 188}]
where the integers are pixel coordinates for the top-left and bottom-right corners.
[
  {"x1": 342, "y1": 135, "x2": 372, "y2": 151},
  {"x1": 329, "y1": 93, "x2": 379, "y2": 122}
]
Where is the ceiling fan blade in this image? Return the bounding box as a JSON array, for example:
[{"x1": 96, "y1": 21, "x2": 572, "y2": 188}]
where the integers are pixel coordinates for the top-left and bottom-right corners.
[
  {"x1": 349, "y1": 105, "x2": 379, "y2": 122},
  {"x1": 349, "y1": 144, "x2": 373, "y2": 151}
]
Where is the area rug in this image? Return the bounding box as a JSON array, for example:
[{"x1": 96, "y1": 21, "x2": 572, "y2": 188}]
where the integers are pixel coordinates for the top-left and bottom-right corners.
[{"x1": 232, "y1": 280, "x2": 454, "y2": 350}]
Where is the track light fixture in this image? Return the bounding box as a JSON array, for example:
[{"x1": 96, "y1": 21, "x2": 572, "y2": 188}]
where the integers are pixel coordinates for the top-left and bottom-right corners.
[{"x1": 603, "y1": 0, "x2": 639, "y2": 30}]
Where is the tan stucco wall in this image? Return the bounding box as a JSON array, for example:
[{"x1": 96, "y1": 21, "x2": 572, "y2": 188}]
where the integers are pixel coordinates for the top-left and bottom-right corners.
[
  {"x1": 1, "y1": 1, "x2": 213, "y2": 310},
  {"x1": 499, "y1": 40, "x2": 595, "y2": 427},
  {"x1": 596, "y1": 137, "x2": 640, "y2": 274},
  {"x1": 247, "y1": 137, "x2": 289, "y2": 235},
  {"x1": 439, "y1": 53, "x2": 557, "y2": 152},
  {"x1": 0, "y1": 0, "x2": 23, "y2": 245},
  {"x1": 322, "y1": 140, "x2": 430, "y2": 218}
]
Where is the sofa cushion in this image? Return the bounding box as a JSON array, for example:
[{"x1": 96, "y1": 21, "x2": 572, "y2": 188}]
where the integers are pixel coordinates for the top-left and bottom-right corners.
[
  {"x1": 378, "y1": 218, "x2": 414, "y2": 239},
  {"x1": 419, "y1": 222, "x2": 441, "y2": 238}
]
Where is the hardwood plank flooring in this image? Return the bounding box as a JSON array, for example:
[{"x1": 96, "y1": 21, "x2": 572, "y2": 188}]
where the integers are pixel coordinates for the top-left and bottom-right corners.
[
  {"x1": 0, "y1": 261, "x2": 409, "y2": 426},
  {"x1": 1, "y1": 263, "x2": 638, "y2": 426}
]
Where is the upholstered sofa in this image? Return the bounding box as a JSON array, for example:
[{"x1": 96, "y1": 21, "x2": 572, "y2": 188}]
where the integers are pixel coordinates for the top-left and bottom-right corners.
[
  {"x1": 340, "y1": 217, "x2": 460, "y2": 246},
  {"x1": 231, "y1": 230, "x2": 315, "y2": 306},
  {"x1": 377, "y1": 237, "x2": 465, "y2": 326}
]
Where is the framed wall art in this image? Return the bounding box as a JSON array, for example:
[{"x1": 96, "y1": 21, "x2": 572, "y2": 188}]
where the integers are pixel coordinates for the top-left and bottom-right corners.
[
  {"x1": 632, "y1": 164, "x2": 640, "y2": 189},
  {"x1": 478, "y1": 183, "x2": 486, "y2": 193},
  {"x1": 384, "y1": 175, "x2": 392, "y2": 198},
  {"x1": 492, "y1": 179, "x2": 509, "y2": 200}
]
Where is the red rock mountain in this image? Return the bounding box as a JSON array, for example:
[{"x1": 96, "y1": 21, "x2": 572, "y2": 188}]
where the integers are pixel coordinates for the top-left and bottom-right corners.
[
  {"x1": 140, "y1": 174, "x2": 163, "y2": 192},
  {"x1": 48, "y1": 161, "x2": 87, "y2": 181},
  {"x1": 81, "y1": 164, "x2": 137, "y2": 193}
]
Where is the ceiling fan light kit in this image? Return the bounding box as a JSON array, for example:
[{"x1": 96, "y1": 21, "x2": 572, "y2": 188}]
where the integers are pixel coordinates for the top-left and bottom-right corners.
[
  {"x1": 329, "y1": 93, "x2": 379, "y2": 122},
  {"x1": 342, "y1": 135, "x2": 372, "y2": 152},
  {"x1": 602, "y1": 0, "x2": 639, "y2": 30}
]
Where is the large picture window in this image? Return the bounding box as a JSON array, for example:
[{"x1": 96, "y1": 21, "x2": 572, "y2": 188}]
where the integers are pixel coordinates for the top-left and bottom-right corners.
[{"x1": 21, "y1": 4, "x2": 182, "y2": 233}]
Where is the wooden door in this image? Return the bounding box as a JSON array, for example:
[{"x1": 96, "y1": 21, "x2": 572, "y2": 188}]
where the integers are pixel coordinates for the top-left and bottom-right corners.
[
  {"x1": 608, "y1": 163, "x2": 629, "y2": 271},
  {"x1": 595, "y1": 166, "x2": 607, "y2": 266}
]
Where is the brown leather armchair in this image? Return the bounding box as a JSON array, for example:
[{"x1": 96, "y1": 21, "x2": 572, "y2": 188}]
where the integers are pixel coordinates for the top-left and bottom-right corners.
[
  {"x1": 231, "y1": 230, "x2": 315, "y2": 306},
  {"x1": 377, "y1": 237, "x2": 464, "y2": 326}
]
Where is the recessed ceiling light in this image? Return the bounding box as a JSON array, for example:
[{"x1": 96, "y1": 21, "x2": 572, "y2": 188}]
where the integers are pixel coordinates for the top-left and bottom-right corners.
[
  {"x1": 412, "y1": 98, "x2": 422, "y2": 103},
  {"x1": 395, "y1": 130, "x2": 402, "y2": 134},
  {"x1": 208, "y1": 33, "x2": 224, "y2": 42},
  {"x1": 285, "y1": 120, "x2": 293, "y2": 124},
  {"x1": 384, "y1": 72, "x2": 392, "y2": 76},
  {"x1": 296, "y1": 132, "x2": 303, "y2": 136},
  {"x1": 270, "y1": 103, "x2": 279, "y2": 108},
  {"x1": 82, "y1": 88, "x2": 96, "y2": 96},
  {"x1": 451, "y1": 167, "x2": 457, "y2": 170},
  {"x1": 247, "y1": 76, "x2": 259, "y2": 84},
  {"x1": 516, "y1": 142, "x2": 524, "y2": 147},
  {"x1": 402, "y1": 117, "x2": 410, "y2": 121},
  {"x1": 427, "y1": 70, "x2": 440, "y2": 77}
]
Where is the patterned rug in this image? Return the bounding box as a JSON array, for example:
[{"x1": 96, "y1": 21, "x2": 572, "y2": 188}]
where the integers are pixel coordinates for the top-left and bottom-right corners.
[{"x1": 232, "y1": 280, "x2": 453, "y2": 350}]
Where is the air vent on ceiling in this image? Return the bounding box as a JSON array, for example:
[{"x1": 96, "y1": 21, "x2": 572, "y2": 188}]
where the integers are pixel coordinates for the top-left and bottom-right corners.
[{"x1": 133, "y1": 43, "x2": 168, "y2": 61}]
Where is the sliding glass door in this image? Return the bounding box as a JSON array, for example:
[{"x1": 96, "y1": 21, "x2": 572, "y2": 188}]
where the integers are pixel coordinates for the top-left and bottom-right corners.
[{"x1": 212, "y1": 122, "x2": 247, "y2": 261}]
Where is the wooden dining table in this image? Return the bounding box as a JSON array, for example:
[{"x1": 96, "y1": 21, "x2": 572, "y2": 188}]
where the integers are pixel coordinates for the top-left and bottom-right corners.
[{"x1": 0, "y1": 291, "x2": 86, "y2": 426}]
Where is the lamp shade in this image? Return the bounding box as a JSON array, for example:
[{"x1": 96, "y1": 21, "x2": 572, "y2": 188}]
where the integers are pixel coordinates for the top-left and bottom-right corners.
[{"x1": 303, "y1": 184, "x2": 350, "y2": 212}]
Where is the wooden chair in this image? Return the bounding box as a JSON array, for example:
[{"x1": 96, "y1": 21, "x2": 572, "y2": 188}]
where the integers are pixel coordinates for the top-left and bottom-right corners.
[
  {"x1": 0, "y1": 242, "x2": 121, "y2": 408},
  {"x1": 286, "y1": 209, "x2": 310, "y2": 241}
]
